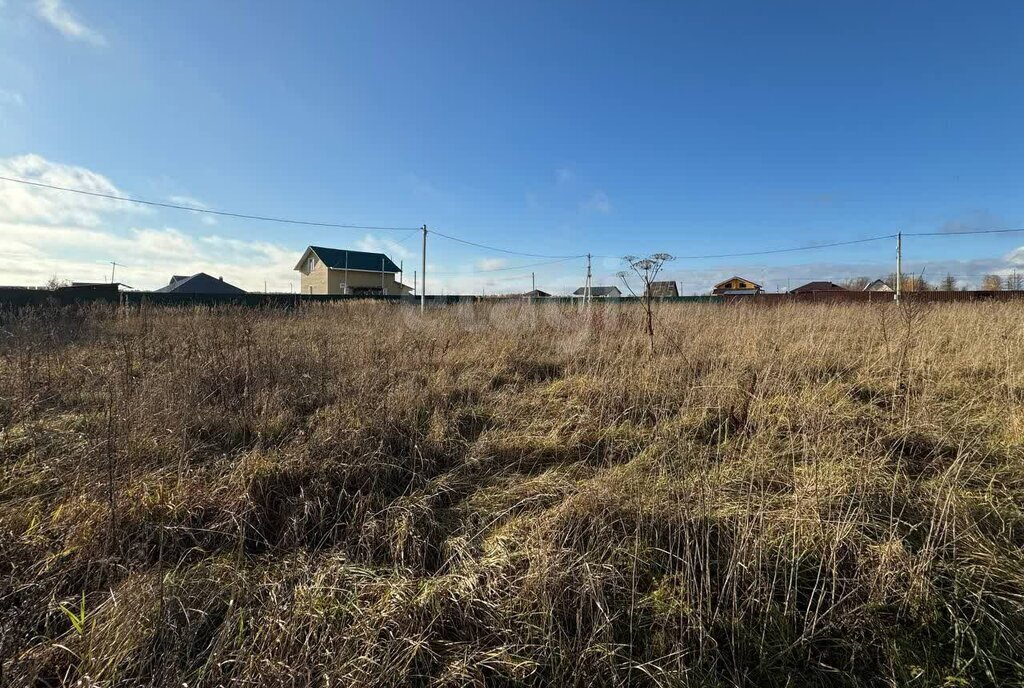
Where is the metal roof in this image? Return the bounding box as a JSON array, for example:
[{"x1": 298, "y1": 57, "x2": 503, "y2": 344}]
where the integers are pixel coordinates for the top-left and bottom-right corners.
[
  {"x1": 647, "y1": 280, "x2": 679, "y2": 297},
  {"x1": 296, "y1": 246, "x2": 401, "y2": 273},
  {"x1": 573, "y1": 286, "x2": 621, "y2": 296},
  {"x1": 790, "y1": 281, "x2": 847, "y2": 293},
  {"x1": 864, "y1": 279, "x2": 894, "y2": 292},
  {"x1": 154, "y1": 273, "x2": 246, "y2": 294}
]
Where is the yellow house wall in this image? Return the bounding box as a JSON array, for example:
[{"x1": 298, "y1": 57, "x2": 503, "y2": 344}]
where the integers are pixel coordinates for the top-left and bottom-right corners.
[
  {"x1": 297, "y1": 248, "x2": 411, "y2": 294},
  {"x1": 330, "y1": 270, "x2": 396, "y2": 292},
  {"x1": 299, "y1": 261, "x2": 329, "y2": 294},
  {"x1": 719, "y1": 278, "x2": 757, "y2": 290},
  {"x1": 300, "y1": 266, "x2": 410, "y2": 295}
]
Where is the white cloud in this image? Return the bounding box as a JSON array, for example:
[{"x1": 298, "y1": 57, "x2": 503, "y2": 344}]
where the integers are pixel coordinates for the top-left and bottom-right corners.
[
  {"x1": 168, "y1": 194, "x2": 218, "y2": 225},
  {"x1": 355, "y1": 233, "x2": 415, "y2": 262},
  {"x1": 167, "y1": 195, "x2": 206, "y2": 208},
  {"x1": 0, "y1": 154, "x2": 299, "y2": 291},
  {"x1": 938, "y1": 210, "x2": 1008, "y2": 234},
  {"x1": 476, "y1": 258, "x2": 506, "y2": 271},
  {"x1": 0, "y1": 220, "x2": 299, "y2": 291},
  {"x1": 0, "y1": 89, "x2": 24, "y2": 107},
  {"x1": 579, "y1": 190, "x2": 612, "y2": 214},
  {"x1": 35, "y1": 0, "x2": 106, "y2": 46},
  {"x1": 0, "y1": 154, "x2": 143, "y2": 226}
]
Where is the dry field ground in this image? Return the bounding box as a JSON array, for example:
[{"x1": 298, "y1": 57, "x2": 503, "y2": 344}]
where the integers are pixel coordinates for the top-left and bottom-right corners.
[{"x1": 1, "y1": 301, "x2": 1023, "y2": 687}]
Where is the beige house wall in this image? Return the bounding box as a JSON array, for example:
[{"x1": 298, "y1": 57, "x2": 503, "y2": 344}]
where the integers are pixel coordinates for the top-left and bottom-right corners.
[
  {"x1": 300, "y1": 265, "x2": 410, "y2": 295},
  {"x1": 328, "y1": 270, "x2": 406, "y2": 293},
  {"x1": 296, "y1": 249, "x2": 411, "y2": 295},
  {"x1": 299, "y1": 261, "x2": 330, "y2": 294}
]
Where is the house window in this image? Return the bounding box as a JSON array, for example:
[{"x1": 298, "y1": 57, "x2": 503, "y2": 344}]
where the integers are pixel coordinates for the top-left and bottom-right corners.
[{"x1": 308, "y1": 256, "x2": 316, "y2": 273}]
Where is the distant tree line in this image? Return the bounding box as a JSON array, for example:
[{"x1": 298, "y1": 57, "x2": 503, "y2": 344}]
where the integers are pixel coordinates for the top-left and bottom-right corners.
[{"x1": 841, "y1": 271, "x2": 1023, "y2": 291}]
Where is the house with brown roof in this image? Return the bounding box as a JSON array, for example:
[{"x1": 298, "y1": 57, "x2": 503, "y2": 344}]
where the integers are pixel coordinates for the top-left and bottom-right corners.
[
  {"x1": 712, "y1": 276, "x2": 762, "y2": 295},
  {"x1": 155, "y1": 273, "x2": 246, "y2": 294},
  {"x1": 789, "y1": 281, "x2": 847, "y2": 294}
]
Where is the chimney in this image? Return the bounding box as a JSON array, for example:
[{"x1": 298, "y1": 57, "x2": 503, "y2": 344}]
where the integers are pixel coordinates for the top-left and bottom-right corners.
[{"x1": 219, "y1": 276, "x2": 223, "y2": 281}]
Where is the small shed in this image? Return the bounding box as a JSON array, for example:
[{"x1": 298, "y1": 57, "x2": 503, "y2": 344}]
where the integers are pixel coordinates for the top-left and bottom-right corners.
[
  {"x1": 646, "y1": 281, "x2": 679, "y2": 298},
  {"x1": 864, "y1": 279, "x2": 894, "y2": 292}
]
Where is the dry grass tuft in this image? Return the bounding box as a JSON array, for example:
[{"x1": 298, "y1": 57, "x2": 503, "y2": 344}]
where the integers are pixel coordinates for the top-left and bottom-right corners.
[{"x1": 2, "y1": 300, "x2": 1024, "y2": 686}]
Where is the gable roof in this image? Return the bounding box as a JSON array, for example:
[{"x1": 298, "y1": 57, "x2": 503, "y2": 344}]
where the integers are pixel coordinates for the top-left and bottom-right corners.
[
  {"x1": 647, "y1": 280, "x2": 679, "y2": 297},
  {"x1": 154, "y1": 273, "x2": 246, "y2": 294},
  {"x1": 864, "y1": 279, "x2": 893, "y2": 291},
  {"x1": 713, "y1": 276, "x2": 762, "y2": 289},
  {"x1": 573, "y1": 285, "x2": 621, "y2": 296},
  {"x1": 295, "y1": 246, "x2": 401, "y2": 273},
  {"x1": 790, "y1": 281, "x2": 847, "y2": 293},
  {"x1": 524, "y1": 289, "x2": 551, "y2": 297}
]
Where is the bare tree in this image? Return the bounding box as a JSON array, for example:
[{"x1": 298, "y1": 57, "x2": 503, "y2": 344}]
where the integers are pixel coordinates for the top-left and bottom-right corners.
[
  {"x1": 939, "y1": 274, "x2": 957, "y2": 291},
  {"x1": 1005, "y1": 271, "x2": 1023, "y2": 291},
  {"x1": 981, "y1": 274, "x2": 1003, "y2": 291},
  {"x1": 45, "y1": 275, "x2": 69, "y2": 290},
  {"x1": 842, "y1": 276, "x2": 871, "y2": 290},
  {"x1": 618, "y1": 253, "x2": 674, "y2": 354},
  {"x1": 901, "y1": 275, "x2": 932, "y2": 292}
]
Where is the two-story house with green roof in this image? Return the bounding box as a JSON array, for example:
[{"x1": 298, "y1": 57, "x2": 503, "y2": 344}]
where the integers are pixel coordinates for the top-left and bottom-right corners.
[{"x1": 294, "y1": 246, "x2": 413, "y2": 295}]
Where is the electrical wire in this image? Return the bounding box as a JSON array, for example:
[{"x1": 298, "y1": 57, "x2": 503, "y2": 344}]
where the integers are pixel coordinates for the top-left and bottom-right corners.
[
  {"x1": 430, "y1": 229, "x2": 584, "y2": 259},
  {"x1": 431, "y1": 255, "x2": 582, "y2": 276},
  {"x1": 0, "y1": 175, "x2": 420, "y2": 232},
  {"x1": 8, "y1": 172, "x2": 1021, "y2": 266},
  {"x1": 593, "y1": 233, "x2": 896, "y2": 261},
  {"x1": 903, "y1": 227, "x2": 1024, "y2": 237}
]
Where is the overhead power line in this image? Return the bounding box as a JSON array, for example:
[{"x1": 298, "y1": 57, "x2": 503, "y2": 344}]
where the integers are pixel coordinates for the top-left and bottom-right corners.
[
  {"x1": 9, "y1": 172, "x2": 1021, "y2": 269},
  {"x1": 903, "y1": 227, "x2": 1024, "y2": 237},
  {"x1": 0, "y1": 175, "x2": 420, "y2": 232},
  {"x1": 593, "y1": 234, "x2": 896, "y2": 261},
  {"x1": 430, "y1": 229, "x2": 584, "y2": 259},
  {"x1": 431, "y1": 255, "x2": 582, "y2": 276}
]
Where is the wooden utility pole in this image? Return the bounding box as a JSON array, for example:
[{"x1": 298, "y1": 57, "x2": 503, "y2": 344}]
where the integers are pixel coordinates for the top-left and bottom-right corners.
[
  {"x1": 585, "y1": 253, "x2": 592, "y2": 305},
  {"x1": 895, "y1": 232, "x2": 902, "y2": 304},
  {"x1": 421, "y1": 225, "x2": 427, "y2": 313}
]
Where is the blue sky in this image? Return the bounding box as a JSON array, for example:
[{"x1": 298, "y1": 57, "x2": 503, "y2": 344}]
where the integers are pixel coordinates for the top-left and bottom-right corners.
[{"x1": 2, "y1": 0, "x2": 1024, "y2": 293}]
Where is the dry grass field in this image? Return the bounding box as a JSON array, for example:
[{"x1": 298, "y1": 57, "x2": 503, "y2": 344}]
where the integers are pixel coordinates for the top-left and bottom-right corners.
[{"x1": 2, "y1": 300, "x2": 1023, "y2": 687}]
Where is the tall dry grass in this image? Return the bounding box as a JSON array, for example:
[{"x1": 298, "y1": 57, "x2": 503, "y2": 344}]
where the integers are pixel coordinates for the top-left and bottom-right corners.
[{"x1": 1, "y1": 300, "x2": 1023, "y2": 686}]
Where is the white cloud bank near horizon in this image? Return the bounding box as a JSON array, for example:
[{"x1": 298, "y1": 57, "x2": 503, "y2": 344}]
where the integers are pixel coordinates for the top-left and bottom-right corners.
[
  {"x1": 0, "y1": 154, "x2": 517, "y2": 295},
  {"x1": 0, "y1": 154, "x2": 298, "y2": 291},
  {"x1": 1, "y1": 153, "x2": 1022, "y2": 296}
]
